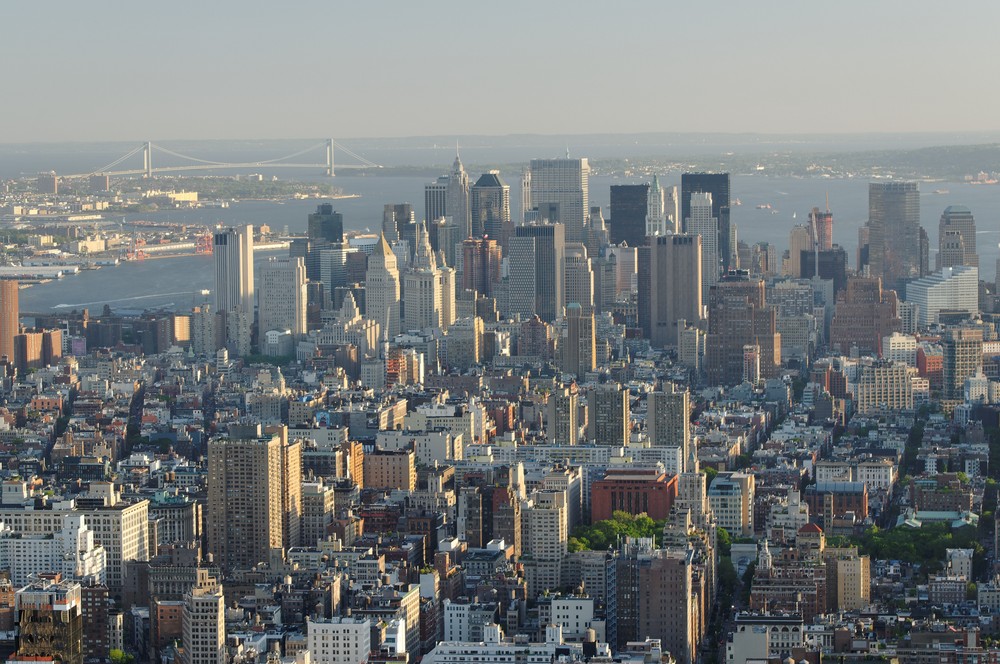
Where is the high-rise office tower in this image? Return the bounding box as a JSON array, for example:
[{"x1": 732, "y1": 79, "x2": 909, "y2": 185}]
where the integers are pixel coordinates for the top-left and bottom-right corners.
[
  {"x1": 686, "y1": 193, "x2": 719, "y2": 298},
  {"x1": 646, "y1": 175, "x2": 678, "y2": 237},
  {"x1": 648, "y1": 385, "x2": 690, "y2": 465},
  {"x1": 937, "y1": 205, "x2": 978, "y2": 269},
  {"x1": 529, "y1": 158, "x2": 590, "y2": 242},
  {"x1": 942, "y1": 326, "x2": 983, "y2": 404},
  {"x1": 207, "y1": 426, "x2": 302, "y2": 572},
  {"x1": 510, "y1": 223, "x2": 566, "y2": 322},
  {"x1": 213, "y1": 225, "x2": 254, "y2": 316},
  {"x1": 638, "y1": 234, "x2": 704, "y2": 348},
  {"x1": 425, "y1": 177, "x2": 449, "y2": 231},
  {"x1": 564, "y1": 243, "x2": 595, "y2": 312},
  {"x1": 587, "y1": 382, "x2": 630, "y2": 446},
  {"x1": 809, "y1": 206, "x2": 834, "y2": 251},
  {"x1": 470, "y1": 170, "x2": 511, "y2": 242},
  {"x1": 547, "y1": 384, "x2": 579, "y2": 445},
  {"x1": 787, "y1": 224, "x2": 813, "y2": 278},
  {"x1": 867, "y1": 181, "x2": 921, "y2": 290},
  {"x1": 258, "y1": 256, "x2": 307, "y2": 336},
  {"x1": 682, "y1": 172, "x2": 731, "y2": 270},
  {"x1": 461, "y1": 237, "x2": 502, "y2": 297},
  {"x1": 447, "y1": 152, "x2": 471, "y2": 238},
  {"x1": 307, "y1": 204, "x2": 344, "y2": 244},
  {"x1": 520, "y1": 169, "x2": 532, "y2": 223},
  {"x1": 382, "y1": 203, "x2": 415, "y2": 246},
  {"x1": 0, "y1": 279, "x2": 18, "y2": 361},
  {"x1": 403, "y1": 222, "x2": 446, "y2": 331},
  {"x1": 181, "y1": 587, "x2": 225, "y2": 664},
  {"x1": 562, "y1": 302, "x2": 595, "y2": 378},
  {"x1": 705, "y1": 272, "x2": 781, "y2": 386},
  {"x1": 506, "y1": 235, "x2": 537, "y2": 320},
  {"x1": 610, "y1": 183, "x2": 649, "y2": 248},
  {"x1": 365, "y1": 234, "x2": 401, "y2": 339},
  {"x1": 15, "y1": 578, "x2": 84, "y2": 664}
]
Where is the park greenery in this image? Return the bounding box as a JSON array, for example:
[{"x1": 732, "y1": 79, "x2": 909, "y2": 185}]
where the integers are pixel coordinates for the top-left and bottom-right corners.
[
  {"x1": 568, "y1": 511, "x2": 666, "y2": 551},
  {"x1": 844, "y1": 522, "x2": 987, "y2": 577}
]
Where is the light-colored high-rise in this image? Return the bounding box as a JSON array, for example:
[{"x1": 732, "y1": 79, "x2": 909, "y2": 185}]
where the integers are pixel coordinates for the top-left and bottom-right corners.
[
  {"x1": 646, "y1": 175, "x2": 678, "y2": 237},
  {"x1": 547, "y1": 384, "x2": 579, "y2": 445},
  {"x1": 213, "y1": 225, "x2": 254, "y2": 315},
  {"x1": 207, "y1": 427, "x2": 302, "y2": 572},
  {"x1": 182, "y1": 587, "x2": 225, "y2": 664},
  {"x1": 686, "y1": 192, "x2": 718, "y2": 298},
  {"x1": 404, "y1": 222, "x2": 449, "y2": 331},
  {"x1": 564, "y1": 243, "x2": 594, "y2": 312},
  {"x1": 529, "y1": 158, "x2": 590, "y2": 242},
  {"x1": 447, "y1": 152, "x2": 471, "y2": 238},
  {"x1": 638, "y1": 234, "x2": 703, "y2": 348},
  {"x1": 308, "y1": 617, "x2": 372, "y2": 664},
  {"x1": 365, "y1": 233, "x2": 401, "y2": 339},
  {"x1": 905, "y1": 265, "x2": 978, "y2": 327},
  {"x1": 522, "y1": 490, "x2": 569, "y2": 596},
  {"x1": 258, "y1": 256, "x2": 307, "y2": 336},
  {"x1": 937, "y1": 205, "x2": 978, "y2": 269}
]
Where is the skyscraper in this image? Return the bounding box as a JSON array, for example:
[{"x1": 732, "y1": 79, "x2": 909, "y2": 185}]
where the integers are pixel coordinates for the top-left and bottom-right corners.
[
  {"x1": 425, "y1": 177, "x2": 448, "y2": 232},
  {"x1": 685, "y1": 193, "x2": 719, "y2": 299},
  {"x1": 307, "y1": 204, "x2": 344, "y2": 243},
  {"x1": 681, "y1": 172, "x2": 731, "y2": 270},
  {"x1": 587, "y1": 382, "x2": 631, "y2": 446},
  {"x1": 365, "y1": 234, "x2": 401, "y2": 339},
  {"x1": 213, "y1": 225, "x2": 254, "y2": 316},
  {"x1": 0, "y1": 279, "x2": 18, "y2": 361},
  {"x1": 830, "y1": 276, "x2": 901, "y2": 356},
  {"x1": 646, "y1": 175, "x2": 678, "y2": 237},
  {"x1": 867, "y1": 181, "x2": 921, "y2": 290},
  {"x1": 470, "y1": 170, "x2": 511, "y2": 242},
  {"x1": 809, "y1": 206, "x2": 834, "y2": 251},
  {"x1": 461, "y1": 237, "x2": 502, "y2": 297},
  {"x1": 610, "y1": 183, "x2": 649, "y2": 248},
  {"x1": 705, "y1": 272, "x2": 781, "y2": 386},
  {"x1": 447, "y1": 152, "x2": 471, "y2": 238},
  {"x1": 207, "y1": 426, "x2": 302, "y2": 572},
  {"x1": 510, "y1": 223, "x2": 566, "y2": 322},
  {"x1": 529, "y1": 158, "x2": 590, "y2": 242},
  {"x1": 564, "y1": 243, "x2": 595, "y2": 312},
  {"x1": 937, "y1": 205, "x2": 978, "y2": 269},
  {"x1": 562, "y1": 302, "x2": 595, "y2": 378},
  {"x1": 403, "y1": 222, "x2": 446, "y2": 331},
  {"x1": 382, "y1": 203, "x2": 415, "y2": 246},
  {"x1": 648, "y1": 385, "x2": 690, "y2": 465},
  {"x1": 258, "y1": 256, "x2": 307, "y2": 336},
  {"x1": 638, "y1": 234, "x2": 703, "y2": 348},
  {"x1": 942, "y1": 326, "x2": 983, "y2": 404}
]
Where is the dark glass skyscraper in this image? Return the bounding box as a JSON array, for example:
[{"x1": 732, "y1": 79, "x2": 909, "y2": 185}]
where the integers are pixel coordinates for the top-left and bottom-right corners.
[
  {"x1": 867, "y1": 181, "x2": 921, "y2": 291},
  {"x1": 681, "y1": 173, "x2": 732, "y2": 270},
  {"x1": 610, "y1": 184, "x2": 649, "y2": 247},
  {"x1": 307, "y1": 203, "x2": 344, "y2": 243}
]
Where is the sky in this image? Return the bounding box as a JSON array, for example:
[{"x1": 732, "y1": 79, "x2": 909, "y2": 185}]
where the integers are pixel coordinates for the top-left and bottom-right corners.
[{"x1": 3, "y1": 0, "x2": 1000, "y2": 144}]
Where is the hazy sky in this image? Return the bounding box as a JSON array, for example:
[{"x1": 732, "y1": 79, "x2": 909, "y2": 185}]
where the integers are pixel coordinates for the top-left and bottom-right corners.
[{"x1": 4, "y1": 1, "x2": 1000, "y2": 143}]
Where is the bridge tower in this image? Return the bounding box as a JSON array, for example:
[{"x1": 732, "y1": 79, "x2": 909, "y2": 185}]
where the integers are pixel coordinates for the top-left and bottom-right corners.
[
  {"x1": 326, "y1": 138, "x2": 335, "y2": 177},
  {"x1": 143, "y1": 142, "x2": 153, "y2": 178}
]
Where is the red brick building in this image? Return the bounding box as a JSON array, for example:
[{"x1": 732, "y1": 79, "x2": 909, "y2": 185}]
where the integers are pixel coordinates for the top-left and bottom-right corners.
[{"x1": 591, "y1": 468, "x2": 678, "y2": 521}]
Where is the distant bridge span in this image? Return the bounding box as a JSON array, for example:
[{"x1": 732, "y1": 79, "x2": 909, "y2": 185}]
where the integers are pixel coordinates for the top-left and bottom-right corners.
[{"x1": 61, "y1": 139, "x2": 380, "y2": 179}]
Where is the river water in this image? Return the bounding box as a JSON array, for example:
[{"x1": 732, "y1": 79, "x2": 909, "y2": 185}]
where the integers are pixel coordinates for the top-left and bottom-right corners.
[{"x1": 17, "y1": 173, "x2": 1000, "y2": 313}]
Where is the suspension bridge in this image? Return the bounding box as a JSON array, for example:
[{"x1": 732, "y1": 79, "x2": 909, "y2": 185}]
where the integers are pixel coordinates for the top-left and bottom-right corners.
[{"x1": 61, "y1": 139, "x2": 380, "y2": 179}]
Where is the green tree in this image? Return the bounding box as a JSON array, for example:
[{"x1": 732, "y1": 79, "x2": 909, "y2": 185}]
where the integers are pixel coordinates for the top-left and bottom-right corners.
[
  {"x1": 717, "y1": 527, "x2": 733, "y2": 557},
  {"x1": 111, "y1": 650, "x2": 135, "y2": 664}
]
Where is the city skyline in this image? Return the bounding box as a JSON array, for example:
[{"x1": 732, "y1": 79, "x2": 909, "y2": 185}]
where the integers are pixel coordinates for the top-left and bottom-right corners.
[{"x1": 4, "y1": 2, "x2": 1000, "y2": 143}]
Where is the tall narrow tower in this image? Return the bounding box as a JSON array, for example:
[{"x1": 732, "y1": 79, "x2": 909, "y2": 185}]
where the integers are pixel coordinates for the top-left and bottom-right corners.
[
  {"x1": 365, "y1": 234, "x2": 401, "y2": 339},
  {"x1": 0, "y1": 280, "x2": 18, "y2": 361},
  {"x1": 213, "y1": 225, "x2": 254, "y2": 315}
]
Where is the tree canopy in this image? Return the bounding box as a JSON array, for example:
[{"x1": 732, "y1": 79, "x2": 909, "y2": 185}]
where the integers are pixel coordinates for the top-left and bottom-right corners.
[{"x1": 569, "y1": 511, "x2": 665, "y2": 551}]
